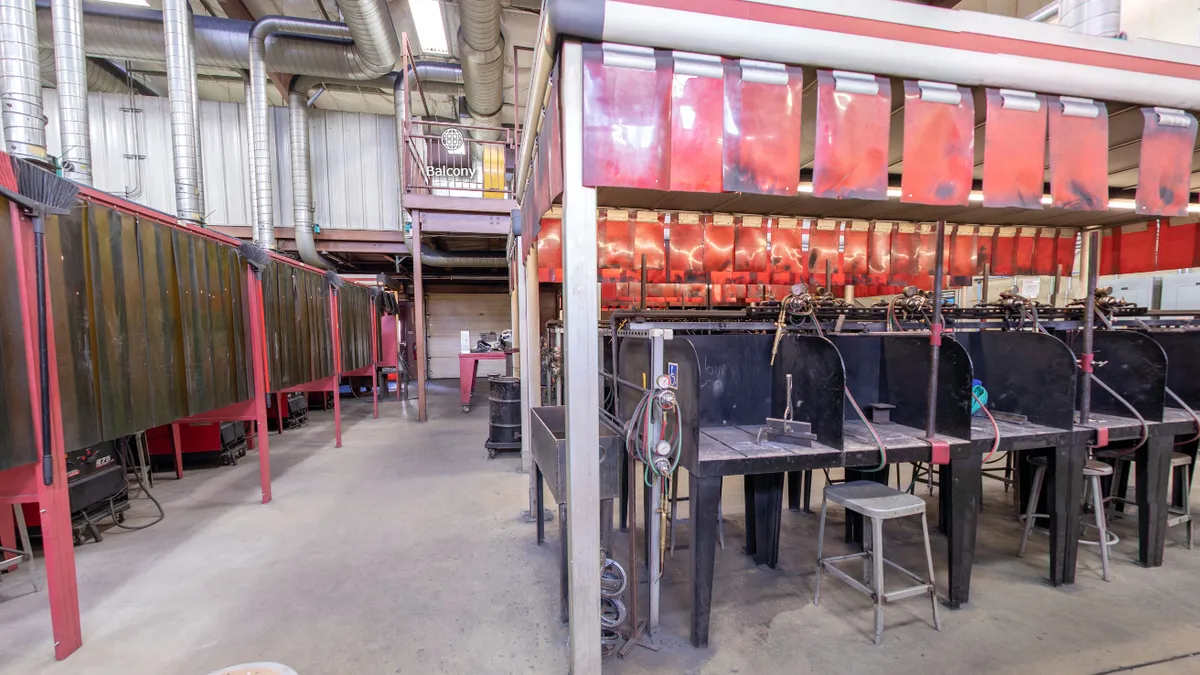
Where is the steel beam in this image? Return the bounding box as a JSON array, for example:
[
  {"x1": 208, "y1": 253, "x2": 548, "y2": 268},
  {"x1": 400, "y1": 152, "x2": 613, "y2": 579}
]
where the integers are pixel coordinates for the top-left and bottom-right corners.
[
  {"x1": 419, "y1": 211, "x2": 511, "y2": 235},
  {"x1": 560, "y1": 41, "x2": 602, "y2": 675},
  {"x1": 413, "y1": 211, "x2": 428, "y2": 422},
  {"x1": 403, "y1": 193, "x2": 519, "y2": 215}
]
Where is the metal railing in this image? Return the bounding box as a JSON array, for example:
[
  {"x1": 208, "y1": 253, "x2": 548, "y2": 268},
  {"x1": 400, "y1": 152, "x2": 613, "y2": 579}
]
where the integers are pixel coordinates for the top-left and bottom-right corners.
[{"x1": 400, "y1": 34, "x2": 515, "y2": 199}]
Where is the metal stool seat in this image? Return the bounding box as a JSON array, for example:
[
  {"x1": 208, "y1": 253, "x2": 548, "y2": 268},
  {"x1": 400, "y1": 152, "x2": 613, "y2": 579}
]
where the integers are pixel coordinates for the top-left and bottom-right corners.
[
  {"x1": 1018, "y1": 455, "x2": 1114, "y2": 581},
  {"x1": 814, "y1": 481, "x2": 942, "y2": 645},
  {"x1": 1098, "y1": 451, "x2": 1193, "y2": 551}
]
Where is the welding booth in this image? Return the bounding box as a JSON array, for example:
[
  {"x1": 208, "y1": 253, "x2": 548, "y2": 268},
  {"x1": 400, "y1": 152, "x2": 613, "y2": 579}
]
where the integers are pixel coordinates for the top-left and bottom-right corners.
[
  {"x1": 506, "y1": 1, "x2": 1200, "y2": 672},
  {"x1": 0, "y1": 172, "x2": 383, "y2": 660}
]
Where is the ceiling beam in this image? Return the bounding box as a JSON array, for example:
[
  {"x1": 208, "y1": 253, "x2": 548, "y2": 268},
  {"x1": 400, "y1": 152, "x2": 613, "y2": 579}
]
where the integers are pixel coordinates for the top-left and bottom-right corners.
[{"x1": 216, "y1": 0, "x2": 291, "y2": 101}]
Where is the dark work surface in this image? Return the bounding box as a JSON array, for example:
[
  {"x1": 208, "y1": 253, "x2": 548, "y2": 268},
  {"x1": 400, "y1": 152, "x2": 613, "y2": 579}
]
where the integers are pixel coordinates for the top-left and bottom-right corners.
[
  {"x1": 1079, "y1": 408, "x2": 1196, "y2": 443},
  {"x1": 696, "y1": 422, "x2": 969, "y2": 477},
  {"x1": 968, "y1": 416, "x2": 1077, "y2": 453}
]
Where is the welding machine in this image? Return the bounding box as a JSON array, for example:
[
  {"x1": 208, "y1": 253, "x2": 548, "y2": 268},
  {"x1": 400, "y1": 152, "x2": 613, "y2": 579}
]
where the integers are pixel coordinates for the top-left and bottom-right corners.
[
  {"x1": 146, "y1": 421, "x2": 247, "y2": 467},
  {"x1": 22, "y1": 440, "x2": 129, "y2": 544},
  {"x1": 268, "y1": 392, "x2": 309, "y2": 431}
]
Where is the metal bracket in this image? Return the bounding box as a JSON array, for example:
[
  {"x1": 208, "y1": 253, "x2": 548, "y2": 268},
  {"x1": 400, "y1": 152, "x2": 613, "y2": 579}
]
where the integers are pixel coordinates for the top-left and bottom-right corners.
[
  {"x1": 917, "y1": 80, "x2": 962, "y2": 105},
  {"x1": 831, "y1": 70, "x2": 879, "y2": 95},
  {"x1": 1060, "y1": 96, "x2": 1100, "y2": 118},
  {"x1": 999, "y1": 89, "x2": 1041, "y2": 112}
]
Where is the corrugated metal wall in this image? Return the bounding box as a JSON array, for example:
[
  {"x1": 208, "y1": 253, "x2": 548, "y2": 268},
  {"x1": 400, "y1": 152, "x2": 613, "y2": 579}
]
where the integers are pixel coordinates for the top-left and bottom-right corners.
[{"x1": 37, "y1": 89, "x2": 400, "y2": 230}]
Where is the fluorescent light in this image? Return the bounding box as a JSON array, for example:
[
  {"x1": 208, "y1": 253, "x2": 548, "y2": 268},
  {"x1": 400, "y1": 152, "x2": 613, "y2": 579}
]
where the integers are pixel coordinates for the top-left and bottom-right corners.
[{"x1": 409, "y1": 0, "x2": 449, "y2": 55}]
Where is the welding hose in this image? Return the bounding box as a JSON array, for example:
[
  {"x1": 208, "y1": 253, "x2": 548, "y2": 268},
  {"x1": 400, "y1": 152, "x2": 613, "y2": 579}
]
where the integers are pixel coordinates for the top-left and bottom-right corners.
[
  {"x1": 34, "y1": 221, "x2": 52, "y2": 486},
  {"x1": 1089, "y1": 372, "x2": 1149, "y2": 455},
  {"x1": 1166, "y1": 387, "x2": 1200, "y2": 446},
  {"x1": 973, "y1": 392, "x2": 1002, "y2": 463},
  {"x1": 844, "y1": 387, "x2": 888, "y2": 472}
]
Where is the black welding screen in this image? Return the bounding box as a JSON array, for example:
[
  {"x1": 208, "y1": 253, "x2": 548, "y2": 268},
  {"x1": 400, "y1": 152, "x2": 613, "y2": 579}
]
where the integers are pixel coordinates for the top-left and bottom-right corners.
[
  {"x1": 1146, "y1": 331, "x2": 1200, "y2": 410},
  {"x1": 1072, "y1": 330, "x2": 1166, "y2": 422},
  {"x1": 953, "y1": 331, "x2": 1076, "y2": 430},
  {"x1": 772, "y1": 335, "x2": 846, "y2": 448}
]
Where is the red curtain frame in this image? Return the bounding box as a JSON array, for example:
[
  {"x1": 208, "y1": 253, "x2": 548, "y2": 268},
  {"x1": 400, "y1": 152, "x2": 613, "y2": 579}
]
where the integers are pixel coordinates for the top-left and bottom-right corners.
[
  {"x1": 808, "y1": 220, "x2": 843, "y2": 286},
  {"x1": 1116, "y1": 221, "x2": 1159, "y2": 274},
  {"x1": 668, "y1": 213, "x2": 706, "y2": 283},
  {"x1": 868, "y1": 222, "x2": 892, "y2": 285},
  {"x1": 982, "y1": 89, "x2": 1048, "y2": 209},
  {"x1": 1055, "y1": 228, "x2": 1078, "y2": 277},
  {"x1": 581, "y1": 44, "x2": 671, "y2": 189},
  {"x1": 669, "y1": 53, "x2": 724, "y2": 193},
  {"x1": 812, "y1": 70, "x2": 891, "y2": 200},
  {"x1": 722, "y1": 60, "x2": 803, "y2": 196},
  {"x1": 1136, "y1": 109, "x2": 1198, "y2": 217},
  {"x1": 843, "y1": 221, "x2": 871, "y2": 286},
  {"x1": 900, "y1": 81, "x2": 975, "y2": 206},
  {"x1": 1014, "y1": 227, "x2": 1038, "y2": 276},
  {"x1": 1157, "y1": 220, "x2": 1200, "y2": 271},
  {"x1": 733, "y1": 215, "x2": 770, "y2": 284},
  {"x1": 1032, "y1": 227, "x2": 1059, "y2": 276},
  {"x1": 949, "y1": 225, "x2": 978, "y2": 287},
  {"x1": 770, "y1": 217, "x2": 806, "y2": 284},
  {"x1": 632, "y1": 211, "x2": 667, "y2": 283},
  {"x1": 991, "y1": 227, "x2": 1018, "y2": 277},
  {"x1": 1048, "y1": 96, "x2": 1109, "y2": 211},
  {"x1": 890, "y1": 223, "x2": 919, "y2": 285}
]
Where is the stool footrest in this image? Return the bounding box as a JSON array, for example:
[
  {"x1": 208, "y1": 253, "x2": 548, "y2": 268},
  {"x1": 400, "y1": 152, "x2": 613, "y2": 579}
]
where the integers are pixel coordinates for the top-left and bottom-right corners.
[
  {"x1": 819, "y1": 562, "x2": 874, "y2": 598},
  {"x1": 883, "y1": 584, "x2": 935, "y2": 603}
]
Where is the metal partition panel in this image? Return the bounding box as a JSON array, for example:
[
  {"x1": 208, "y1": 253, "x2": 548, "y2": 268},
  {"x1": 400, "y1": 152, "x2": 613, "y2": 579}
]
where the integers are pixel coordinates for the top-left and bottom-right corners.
[
  {"x1": 618, "y1": 336, "x2": 702, "y2": 473},
  {"x1": 685, "y1": 334, "x2": 773, "y2": 428},
  {"x1": 829, "y1": 334, "x2": 972, "y2": 440},
  {"x1": 0, "y1": 201, "x2": 37, "y2": 472},
  {"x1": 1145, "y1": 331, "x2": 1200, "y2": 408},
  {"x1": 773, "y1": 335, "x2": 846, "y2": 448},
  {"x1": 339, "y1": 282, "x2": 376, "y2": 372},
  {"x1": 952, "y1": 331, "x2": 1076, "y2": 429},
  {"x1": 262, "y1": 262, "x2": 335, "y2": 392},
  {"x1": 1068, "y1": 330, "x2": 1167, "y2": 422}
]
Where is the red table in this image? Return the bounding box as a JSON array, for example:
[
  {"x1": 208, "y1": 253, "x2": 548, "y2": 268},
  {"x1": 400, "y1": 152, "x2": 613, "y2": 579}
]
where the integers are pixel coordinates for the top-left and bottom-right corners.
[{"x1": 459, "y1": 351, "x2": 508, "y2": 412}]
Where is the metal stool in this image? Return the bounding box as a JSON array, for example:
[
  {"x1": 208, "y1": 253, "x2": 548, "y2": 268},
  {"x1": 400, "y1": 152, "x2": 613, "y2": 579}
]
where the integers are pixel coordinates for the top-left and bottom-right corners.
[
  {"x1": 814, "y1": 481, "x2": 942, "y2": 645},
  {"x1": 1017, "y1": 455, "x2": 1114, "y2": 581},
  {"x1": 1101, "y1": 451, "x2": 1193, "y2": 550},
  {"x1": 0, "y1": 504, "x2": 38, "y2": 592}
]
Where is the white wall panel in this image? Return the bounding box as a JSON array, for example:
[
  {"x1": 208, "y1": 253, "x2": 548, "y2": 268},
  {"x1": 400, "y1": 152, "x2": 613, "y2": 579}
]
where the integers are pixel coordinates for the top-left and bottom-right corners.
[{"x1": 29, "y1": 89, "x2": 400, "y2": 230}]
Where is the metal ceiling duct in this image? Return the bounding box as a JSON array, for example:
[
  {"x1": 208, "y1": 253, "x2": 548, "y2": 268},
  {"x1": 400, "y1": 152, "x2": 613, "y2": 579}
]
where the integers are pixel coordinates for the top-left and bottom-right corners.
[
  {"x1": 1, "y1": 0, "x2": 49, "y2": 164},
  {"x1": 50, "y1": 0, "x2": 91, "y2": 182},
  {"x1": 403, "y1": 227, "x2": 507, "y2": 268},
  {"x1": 457, "y1": 0, "x2": 504, "y2": 142},
  {"x1": 164, "y1": 0, "x2": 204, "y2": 222},
  {"x1": 38, "y1": 48, "x2": 137, "y2": 93},
  {"x1": 243, "y1": 78, "x2": 259, "y2": 241},
  {"x1": 288, "y1": 86, "x2": 334, "y2": 270},
  {"x1": 1058, "y1": 0, "x2": 1120, "y2": 37},
  {"x1": 247, "y1": 2, "x2": 401, "y2": 250}
]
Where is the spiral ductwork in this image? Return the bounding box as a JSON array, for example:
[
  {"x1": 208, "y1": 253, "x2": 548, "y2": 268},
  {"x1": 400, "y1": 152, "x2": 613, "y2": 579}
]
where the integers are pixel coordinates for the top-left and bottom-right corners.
[
  {"x1": 1, "y1": 0, "x2": 49, "y2": 164},
  {"x1": 243, "y1": 78, "x2": 259, "y2": 241},
  {"x1": 403, "y1": 226, "x2": 505, "y2": 268},
  {"x1": 50, "y1": 0, "x2": 90, "y2": 182},
  {"x1": 164, "y1": 0, "x2": 204, "y2": 222},
  {"x1": 288, "y1": 88, "x2": 334, "y2": 269},
  {"x1": 1059, "y1": 0, "x2": 1121, "y2": 37},
  {"x1": 457, "y1": 0, "x2": 504, "y2": 142},
  {"x1": 39, "y1": 48, "x2": 135, "y2": 93}
]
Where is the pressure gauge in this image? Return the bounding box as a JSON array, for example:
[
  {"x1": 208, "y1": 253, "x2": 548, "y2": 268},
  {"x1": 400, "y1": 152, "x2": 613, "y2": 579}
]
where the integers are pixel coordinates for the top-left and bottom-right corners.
[
  {"x1": 654, "y1": 440, "x2": 672, "y2": 457},
  {"x1": 655, "y1": 374, "x2": 672, "y2": 390}
]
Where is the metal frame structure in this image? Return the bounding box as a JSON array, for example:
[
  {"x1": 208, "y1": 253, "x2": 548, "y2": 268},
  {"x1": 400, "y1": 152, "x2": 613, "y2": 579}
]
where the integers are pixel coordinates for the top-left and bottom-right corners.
[{"x1": 512, "y1": 3, "x2": 1200, "y2": 672}]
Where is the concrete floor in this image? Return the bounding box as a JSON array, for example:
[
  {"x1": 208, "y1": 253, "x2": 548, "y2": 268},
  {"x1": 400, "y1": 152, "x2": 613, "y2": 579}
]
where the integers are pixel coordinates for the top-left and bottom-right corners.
[{"x1": 2, "y1": 381, "x2": 1200, "y2": 674}]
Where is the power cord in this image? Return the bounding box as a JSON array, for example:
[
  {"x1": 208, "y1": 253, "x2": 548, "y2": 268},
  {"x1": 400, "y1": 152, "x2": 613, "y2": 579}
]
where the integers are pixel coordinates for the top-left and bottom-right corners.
[{"x1": 108, "y1": 433, "x2": 165, "y2": 531}]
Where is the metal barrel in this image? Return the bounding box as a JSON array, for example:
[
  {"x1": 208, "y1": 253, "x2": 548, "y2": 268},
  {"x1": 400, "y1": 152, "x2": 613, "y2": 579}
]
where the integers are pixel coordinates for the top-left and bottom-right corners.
[{"x1": 488, "y1": 375, "x2": 522, "y2": 444}]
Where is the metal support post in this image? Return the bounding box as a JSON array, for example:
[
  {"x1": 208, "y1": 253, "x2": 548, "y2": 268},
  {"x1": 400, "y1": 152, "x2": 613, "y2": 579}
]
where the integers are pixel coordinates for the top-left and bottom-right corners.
[
  {"x1": 560, "y1": 40, "x2": 602, "y2": 675},
  {"x1": 412, "y1": 213, "x2": 427, "y2": 422},
  {"x1": 647, "y1": 328, "x2": 666, "y2": 634},
  {"x1": 1080, "y1": 230, "x2": 1100, "y2": 424},
  {"x1": 926, "y1": 221, "x2": 947, "y2": 439}
]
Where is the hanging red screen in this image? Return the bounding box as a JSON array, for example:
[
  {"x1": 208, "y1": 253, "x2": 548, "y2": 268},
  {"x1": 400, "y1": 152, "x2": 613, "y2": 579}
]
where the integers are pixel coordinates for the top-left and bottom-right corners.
[
  {"x1": 581, "y1": 44, "x2": 671, "y2": 189},
  {"x1": 722, "y1": 60, "x2": 803, "y2": 196},
  {"x1": 843, "y1": 222, "x2": 871, "y2": 287}
]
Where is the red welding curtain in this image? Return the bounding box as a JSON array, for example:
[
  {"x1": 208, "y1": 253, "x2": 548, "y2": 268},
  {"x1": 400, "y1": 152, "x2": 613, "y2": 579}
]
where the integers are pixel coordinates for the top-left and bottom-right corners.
[
  {"x1": 723, "y1": 60, "x2": 803, "y2": 196},
  {"x1": 1099, "y1": 229, "x2": 1120, "y2": 276},
  {"x1": 668, "y1": 215, "x2": 706, "y2": 283},
  {"x1": 992, "y1": 228, "x2": 1017, "y2": 276},
  {"x1": 868, "y1": 223, "x2": 892, "y2": 285},
  {"x1": 812, "y1": 70, "x2": 890, "y2": 201},
  {"x1": 1056, "y1": 229, "x2": 1078, "y2": 277},
  {"x1": 1136, "y1": 108, "x2": 1198, "y2": 217},
  {"x1": 1158, "y1": 221, "x2": 1200, "y2": 270},
  {"x1": 669, "y1": 54, "x2": 724, "y2": 193},
  {"x1": 949, "y1": 225, "x2": 977, "y2": 287},
  {"x1": 1117, "y1": 221, "x2": 1158, "y2": 274},
  {"x1": 705, "y1": 216, "x2": 736, "y2": 287},
  {"x1": 598, "y1": 210, "x2": 634, "y2": 273},
  {"x1": 633, "y1": 212, "x2": 666, "y2": 283},
  {"x1": 808, "y1": 222, "x2": 843, "y2": 286},
  {"x1": 843, "y1": 222, "x2": 871, "y2": 286},
  {"x1": 912, "y1": 225, "x2": 947, "y2": 290},
  {"x1": 900, "y1": 81, "x2": 975, "y2": 206},
  {"x1": 581, "y1": 44, "x2": 671, "y2": 189},
  {"x1": 537, "y1": 217, "x2": 562, "y2": 283},
  {"x1": 1014, "y1": 227, "x2": 1038, "y2": 276},
  {"x1": 982, "y1": 89, "x2": 1047, "y2": 209},
  {"x1": 1032, "y1": 228, "x2": 1059, "y2": 276},
  {"x1": 890, "y1": 225, "x2": 919, "y2": 285},
  {"x1": 733, "y1": 217, "x2": 770, "y2": 283},
  {"x1": 975, "y1": 228, "x2": 995, "y2": 276},
  {"x1": 1048, "y1": 97, "x2": 1109, "y2": 211},
  {"x1": 770, "y1": 218, "x2": 805, "y2": 284}
]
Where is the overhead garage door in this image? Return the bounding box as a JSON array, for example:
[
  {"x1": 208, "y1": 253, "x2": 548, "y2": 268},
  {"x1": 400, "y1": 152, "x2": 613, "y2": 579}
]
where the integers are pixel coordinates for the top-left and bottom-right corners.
[{"x1": 426, "y1": 292, "x2": 512, "y2": 380}]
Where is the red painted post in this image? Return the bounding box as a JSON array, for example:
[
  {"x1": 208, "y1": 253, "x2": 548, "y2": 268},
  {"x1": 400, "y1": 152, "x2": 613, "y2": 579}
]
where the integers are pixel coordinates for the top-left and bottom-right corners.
[
  {"x1": 247, "y1": 267, "x2": 272, "y2": 504},
  {"x1": 371, "y1": 297, "x2": 379, "y2": 419},
  {"x1": 331, "y1": 290, "x2": 343, "y2": 448},
  {"x1": 276, "y1": 392, "x2": 284, "y2": 435},
  {"x1": 11, "y1": 203, "x2": 82, "y2": 658},
  {"x1": 170, "y1": 423, "x2": 184, "y2": 479}
]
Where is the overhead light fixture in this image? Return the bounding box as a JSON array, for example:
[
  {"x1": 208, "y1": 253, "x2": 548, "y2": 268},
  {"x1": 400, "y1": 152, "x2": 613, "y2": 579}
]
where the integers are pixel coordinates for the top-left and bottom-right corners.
[
  {"x1": 97, "y1": 0, "x2": 150, "y2": 5},
  {"x1": 409, "y1": 0, "x2": 449, "y2": 55}
]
